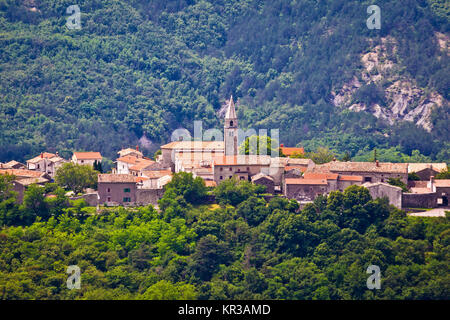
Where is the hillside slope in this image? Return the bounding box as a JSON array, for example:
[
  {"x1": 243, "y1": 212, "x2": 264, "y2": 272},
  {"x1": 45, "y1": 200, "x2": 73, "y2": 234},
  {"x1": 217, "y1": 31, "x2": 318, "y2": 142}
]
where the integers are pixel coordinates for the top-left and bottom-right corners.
[{"x1": 0, "y1": 0, "x2": 448, "y2": 163}]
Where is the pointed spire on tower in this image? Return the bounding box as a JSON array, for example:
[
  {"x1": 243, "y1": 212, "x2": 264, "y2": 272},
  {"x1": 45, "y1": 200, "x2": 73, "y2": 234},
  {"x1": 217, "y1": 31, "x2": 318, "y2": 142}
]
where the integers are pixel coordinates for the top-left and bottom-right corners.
[{"x1": 225, "y1": 95, "x2": 237, "y2": 120}]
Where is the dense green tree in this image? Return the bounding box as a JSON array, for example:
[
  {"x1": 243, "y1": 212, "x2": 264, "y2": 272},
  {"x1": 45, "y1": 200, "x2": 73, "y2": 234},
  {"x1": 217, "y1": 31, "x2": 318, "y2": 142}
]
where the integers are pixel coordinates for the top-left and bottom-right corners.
[
  {"x1": 239, "y1": 135, "x2": 280, "y2": 156},
  {"x1": 214, "y1": 178, "x2": 264, "y2": 206},
  {"x1": 21, "y1": 184, "x2": 48, "y2": 221},
  {"x1": 0, "y1": 173, "x2": 21, "y2": 225},
  {"x1": 55, "y1": 163, "x2": 98, "y2": 194},
  {"x1": 435, "y1": 167, "x2": 450, "y2": 179},
  {"x1": 308, "y1": 147, "x2": 335, "y2": 164},
  {"x1": 191, "y1": 234, "x2": 232, "y2": 281},
  {"x1": 387, "y1": 178, "x2": 409, "y2": 192},
  {"x1": 161, "y1": 172, "x2": 207, "y2": 205}
]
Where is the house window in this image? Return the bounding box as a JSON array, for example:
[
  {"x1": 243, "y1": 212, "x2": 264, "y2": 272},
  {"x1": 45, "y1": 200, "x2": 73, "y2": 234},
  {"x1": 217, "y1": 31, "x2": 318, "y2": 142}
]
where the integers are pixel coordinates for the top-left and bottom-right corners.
[
  {"x1": 237, "y1": 168, "x2": 240, "y2": 172},
  {"x1": 107, "y1": 188, "x2": 111, "y2": 193},
  {"x1": 220, "y1": 168, "x2": 223, "y2": 171},
  {"x1": 124, "y1": 188, "x2": 131, "y2": 193},
  {"x1": 247, "y1": 167, "x2": 250, "y2": 171},
  {"x1": 240, "y1": 177, "x2": 245, "y2": 180},
  {"x1": 107, "y1": 197, "x2": 111, "y2": 202},
  {"x1": 220, "y1": 176, "x2": 223, "y2": 180},
  {"x1": 229, "y1": 176, "x2": 232, "y2": 179},
  {"x1": 81, "y1": 160, "x2": 84, "y2": 163},
  {"x1": 123, "y1": 197, "x2": 131, "y2": 202},
  {"x1": 364, "y1": 177, "x2": 372, "y2": 182},
  {"x1": 230, "y1": 120, "x2": 234, "y2": 127}
]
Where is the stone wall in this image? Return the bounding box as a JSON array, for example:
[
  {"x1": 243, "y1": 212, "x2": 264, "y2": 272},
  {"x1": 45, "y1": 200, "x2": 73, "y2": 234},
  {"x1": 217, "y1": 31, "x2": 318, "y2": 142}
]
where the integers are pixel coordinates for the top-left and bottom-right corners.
[
  {"x1": 363, "y1": 183, "x2": 402, "y2": 208},
  {"x1": 136, "y1": 189, "x2": 165, "y2": 206},
  {"x1": 402, "y1": 192, "x2": 438, "y2": 208},
  {"x1": 70, "y1": 192, "x2": 99, "y2": 206}
]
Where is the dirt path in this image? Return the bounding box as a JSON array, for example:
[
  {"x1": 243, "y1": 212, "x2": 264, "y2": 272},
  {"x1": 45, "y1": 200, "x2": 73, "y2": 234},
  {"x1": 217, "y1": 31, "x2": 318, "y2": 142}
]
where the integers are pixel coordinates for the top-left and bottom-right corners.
[{"x1": 408, "y1": 208, "x2": 449, "y2": 217}]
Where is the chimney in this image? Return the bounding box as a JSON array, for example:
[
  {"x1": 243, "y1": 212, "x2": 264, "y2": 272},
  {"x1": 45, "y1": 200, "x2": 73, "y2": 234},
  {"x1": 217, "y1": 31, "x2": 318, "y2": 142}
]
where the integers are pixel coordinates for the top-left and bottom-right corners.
[
  {"x1": 56, "y1": 151, "x2": 59, "y2": 156},
  {"x1": 280, "y1": 144, "x2": 284, "y2": 148},
  {"x1": 430, "y1": 176, "x2": 435, "y2": 191},
  {"x1": 376, "y1": 160, "x2": 379, "y2": 167},
  {"x1": 136, "y1": 145, "x2": 139, "y2": 151},
  {"x1": 40, "y1": 152, "x2": 43, "y2": 159}
]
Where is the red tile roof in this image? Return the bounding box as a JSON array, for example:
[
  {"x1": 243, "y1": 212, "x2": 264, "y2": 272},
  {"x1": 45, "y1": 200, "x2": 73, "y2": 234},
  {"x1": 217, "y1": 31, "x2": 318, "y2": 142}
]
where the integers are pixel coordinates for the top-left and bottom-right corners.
[
  {"x1": 213, "y1": 155, "x2": 271, "y2": 166},
  {"x1": 205, "y1": 180, "x2": 217, "y2": 187},
  {"x1": 161, "y1": 141, "x2": 224, "y2": 150},
  {"x1": 285, "y1": 178, "x2": 328, "y2": 185},
  {"x1": 27, "y1": 152, "x2": 57, "y2": 163},
  {"x1": 73, "y1": 152, "x2": 102, "y2": 160},
  {"x1": 435, "y1": 179, "x2": 450, "y2": 187},
  {"x1": 0, "y1": 169, "x2": 46, "y2": 178},
  {"x1": 338, "y1": 175, "x2": 363, "y2": 181},
  {"x1": 98, "y1": 174, "x2": 136, "y2": 183},
  {"x1": 142, "y1": 170, "x2": 172, "y2": 179},
  {"x1": 135, "y1": 177, "x2": 149, "y2": 183},
  {"x1": 280, "y1": 146, "x2": 305, "y2": 157},
  {"x1": 14, "y1": 177, "x2": 49, "y2": 185},
  {"x1": 129, "y1": 160, "x2": 155, "y2": 171},
  {"x1": 116, "y1": 155, "x2": 139, "y2": 164},
  {"x1": 285, "y1": 165, "x2": 308, "y2": 173},
  {"x1": 317, "y1": 161, "x2": 408, "y2": 174},
  {"x1": 303, "y1": 172, "x2": 339, "y2": 180}
]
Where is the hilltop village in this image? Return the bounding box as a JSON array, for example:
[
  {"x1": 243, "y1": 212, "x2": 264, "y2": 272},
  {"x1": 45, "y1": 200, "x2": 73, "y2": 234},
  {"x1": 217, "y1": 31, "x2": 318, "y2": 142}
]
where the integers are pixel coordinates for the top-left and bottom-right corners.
[{"x1": 1, "y1": 98, "x2": 449, "y2": 212}]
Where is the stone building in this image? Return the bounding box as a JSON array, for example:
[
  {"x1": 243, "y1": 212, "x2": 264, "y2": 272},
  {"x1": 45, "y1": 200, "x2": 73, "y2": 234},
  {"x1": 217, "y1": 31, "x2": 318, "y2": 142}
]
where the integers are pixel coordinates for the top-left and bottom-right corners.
[
  {"x1": 284, "y1": 178, "x2": 328, "y2": 201},
  {"x1": 72, "y1": 152, "x2": 102, "y2": 167},
  {"x1": 312, "y1": 160, "x2": 408, "y2": 184},
  {"x1": 363, "y1": 182, "x2": 403, "y2": 208},
  {"x1": 26, "y1": 152, "x2": 66, "y2": 178},
  {"x1": 251, "y1": 173, "x2": 275, "y2": 194},
  {"x1": 1, "y1": 160, "x2": 26, "y2": 169},
  {"x1": 213, "y1": 155, "x2": 272, "y2": 184},
  {"x1": 97, "y1": 174, "x2": 137, "y2": 205},
  {"x1": 407, "y1": 163, "x2": 447, "y2": 181},
  {"x1": 117, "y1": 147, "x2": 143, "y2": 159},
  {"x1": 12, "y1": 177, "x2": 49, "y2": 203}
]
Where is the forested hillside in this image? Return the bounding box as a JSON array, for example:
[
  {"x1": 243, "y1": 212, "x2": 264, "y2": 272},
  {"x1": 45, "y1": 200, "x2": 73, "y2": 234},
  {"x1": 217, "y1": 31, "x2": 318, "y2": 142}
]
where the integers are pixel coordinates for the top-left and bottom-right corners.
[{"x1": 0, "y1": 0, "x2": 449, "y2": 163}]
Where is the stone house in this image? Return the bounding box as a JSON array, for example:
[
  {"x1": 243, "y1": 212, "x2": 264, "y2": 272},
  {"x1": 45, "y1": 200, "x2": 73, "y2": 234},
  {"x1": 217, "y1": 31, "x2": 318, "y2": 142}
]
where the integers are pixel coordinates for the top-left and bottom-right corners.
[
  {"x1": 407, "y1": 163, "x2": 447, "y2": 181},
  {"x1": 284, "y1": 178, "x2": 328, "y2": 201},
  {"x1": 72, "y1": 152, "x2": 102, "y2": 167},
  {"x1": 98, "y1": 174, "x2": 137, "y2": 205},
  {"x1": 251, "y1": 173, "x2": 275, "y2": 194},
  {"x1": 26, "y1": 152, "x2": 67, "y2": 178},
  {"x1": 213, "y1": 155, "x2": 271, "y2": 184},
  {"x1": 1, "y1": 160, "x2": 26, "y2": 169},
  {"x1": 313, "y1": 160, "x2": 408, "y2": 184},
  {"x1": 117, "y1": 147, "x2": 143, "y2": 159},
  {"x1": 363, "y1": 182, "x2": 403, "y2": 208},
  {"x1": 0, "y1": 168, "x2": 51, "y2": 181},
  {"x1": 12, "y1": 177, "x2": 49, "y2": 203}
]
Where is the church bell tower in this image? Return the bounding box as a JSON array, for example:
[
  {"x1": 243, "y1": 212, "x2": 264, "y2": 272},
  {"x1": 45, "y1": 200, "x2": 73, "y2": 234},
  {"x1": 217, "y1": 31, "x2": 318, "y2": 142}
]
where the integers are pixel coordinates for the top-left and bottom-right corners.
[{"x1": 224, "y1": 96, "x2": 238, "y2": 156}]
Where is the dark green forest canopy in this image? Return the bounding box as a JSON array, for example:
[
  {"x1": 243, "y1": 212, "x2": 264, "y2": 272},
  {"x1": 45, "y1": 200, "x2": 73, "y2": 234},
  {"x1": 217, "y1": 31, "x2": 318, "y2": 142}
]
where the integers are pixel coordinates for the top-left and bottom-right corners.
[{"x1": 0, "y1": 0, "x2": 449, "y2": 162}]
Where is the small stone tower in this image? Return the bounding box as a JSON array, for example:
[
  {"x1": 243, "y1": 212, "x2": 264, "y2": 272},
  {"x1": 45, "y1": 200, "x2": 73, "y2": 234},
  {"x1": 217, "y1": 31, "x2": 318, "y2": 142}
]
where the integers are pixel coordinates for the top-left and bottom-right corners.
[{"x1": 224, "y1": 96, "x2": 238, "y2": 156}]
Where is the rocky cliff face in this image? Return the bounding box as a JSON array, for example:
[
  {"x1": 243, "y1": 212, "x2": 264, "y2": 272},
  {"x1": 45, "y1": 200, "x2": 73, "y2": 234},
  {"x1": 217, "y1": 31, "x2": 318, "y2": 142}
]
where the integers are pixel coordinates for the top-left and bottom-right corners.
[{"x1": 332, "y1": 35, "x2": 448, "y2": 132}]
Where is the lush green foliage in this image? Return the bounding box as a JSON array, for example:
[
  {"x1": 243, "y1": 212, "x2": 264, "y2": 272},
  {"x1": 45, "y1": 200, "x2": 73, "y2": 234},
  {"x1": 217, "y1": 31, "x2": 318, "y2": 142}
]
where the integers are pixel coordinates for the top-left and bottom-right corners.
[
  {"x1": 0, "y1": 176, "x2": 448, "y2": 300},
  {"x1": 55, "y1": 162, "x2": 98, "y2": 194},
  {"x1": 387, "y1": 178, "x2": 409, "y2": 192},
  {"x1": 435, "y1": 167, "x2": 450, "y2": 179},
  {"x1": 0, "y1": 0, "x2": 448, "y2": 165},
  {"x1": 239, "y1": 135, "x2": 280, "y2": 156},
  {"x1": 0, "y1": 176, "x2": 80, "y2": 226}
]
